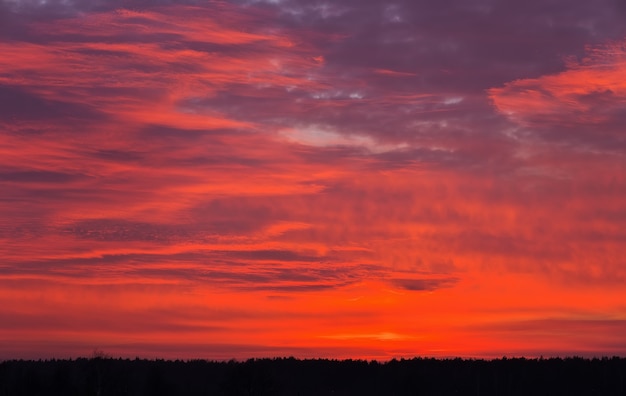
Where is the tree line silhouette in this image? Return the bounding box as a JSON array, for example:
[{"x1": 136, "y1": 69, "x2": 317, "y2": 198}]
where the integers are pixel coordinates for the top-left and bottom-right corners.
[{"x1": 1, "y1": 355, "x2": 625, "y2": 395}]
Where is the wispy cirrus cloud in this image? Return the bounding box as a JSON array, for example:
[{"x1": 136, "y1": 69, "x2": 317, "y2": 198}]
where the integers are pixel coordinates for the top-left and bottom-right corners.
[
  {"x1": 490, "y1": 40, "x2": 626, "y2": 150},
  {"x1": 1, "y1": 0, "x2": 626, "y2": 360}
]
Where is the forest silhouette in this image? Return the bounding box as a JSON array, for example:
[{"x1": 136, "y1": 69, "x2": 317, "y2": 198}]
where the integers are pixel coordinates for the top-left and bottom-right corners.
[{"x1": 1, "y1": 355, "x2": 625, "y2": 395}]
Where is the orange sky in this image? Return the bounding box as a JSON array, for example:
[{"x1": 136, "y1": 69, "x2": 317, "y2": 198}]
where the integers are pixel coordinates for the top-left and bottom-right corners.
[{"x1": 1, "y1": 1, "x2": 626, "y2": 360}]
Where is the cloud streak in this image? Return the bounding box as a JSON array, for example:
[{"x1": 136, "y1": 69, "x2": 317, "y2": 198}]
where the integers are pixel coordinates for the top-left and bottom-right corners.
[{"x1": 0, "y1": 0, "x2": 626, "y2": 360}]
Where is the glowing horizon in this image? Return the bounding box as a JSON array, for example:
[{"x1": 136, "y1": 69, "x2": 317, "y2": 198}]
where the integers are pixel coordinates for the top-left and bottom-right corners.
[{"x1": 1, "y1": 0, "x2": 626, "y2": 361}]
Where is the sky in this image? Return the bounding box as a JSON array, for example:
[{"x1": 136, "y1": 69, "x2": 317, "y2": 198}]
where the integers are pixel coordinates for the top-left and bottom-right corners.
[{"x1": 1, "y1": 0, "x2": 626, "y2": 361}]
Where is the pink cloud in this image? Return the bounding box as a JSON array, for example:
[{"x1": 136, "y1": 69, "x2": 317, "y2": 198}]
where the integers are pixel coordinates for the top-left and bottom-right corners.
[
  {"x1": 490, "y1": 40, "x2": 626, "y2": 134},
  {"x1": 1, "y1": 1, "x2": 626, "y2": 360}
]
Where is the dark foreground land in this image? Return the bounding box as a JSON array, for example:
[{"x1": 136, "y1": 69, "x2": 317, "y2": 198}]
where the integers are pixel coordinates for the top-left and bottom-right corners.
[{"x1": 1, "y1": 356, "x2": 625, "y2": 396}]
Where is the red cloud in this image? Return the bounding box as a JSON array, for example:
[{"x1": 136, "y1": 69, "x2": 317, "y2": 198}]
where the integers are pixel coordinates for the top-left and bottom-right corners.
[
  {"x1": 1, "y1": 2, "x2": 626, "y2": 361},
  {"x1": 489, "y1": 40, "x2": 626, "y2": 132}
]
